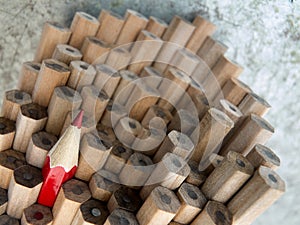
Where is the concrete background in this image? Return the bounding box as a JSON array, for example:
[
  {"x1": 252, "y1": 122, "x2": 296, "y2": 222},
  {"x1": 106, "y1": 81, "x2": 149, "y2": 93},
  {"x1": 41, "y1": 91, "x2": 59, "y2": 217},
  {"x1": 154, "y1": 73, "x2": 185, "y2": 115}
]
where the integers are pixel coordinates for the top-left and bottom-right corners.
[{"x1": 0, "y1": 0, "x2": 299, "y2": 224}]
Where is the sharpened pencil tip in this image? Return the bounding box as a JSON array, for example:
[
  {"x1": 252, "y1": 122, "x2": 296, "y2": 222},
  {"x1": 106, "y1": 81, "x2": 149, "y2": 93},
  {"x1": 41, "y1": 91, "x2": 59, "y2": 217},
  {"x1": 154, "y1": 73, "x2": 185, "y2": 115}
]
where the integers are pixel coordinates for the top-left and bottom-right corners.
[{"x1": 72, "y1": 110, "x2": 84, "y2": 129}]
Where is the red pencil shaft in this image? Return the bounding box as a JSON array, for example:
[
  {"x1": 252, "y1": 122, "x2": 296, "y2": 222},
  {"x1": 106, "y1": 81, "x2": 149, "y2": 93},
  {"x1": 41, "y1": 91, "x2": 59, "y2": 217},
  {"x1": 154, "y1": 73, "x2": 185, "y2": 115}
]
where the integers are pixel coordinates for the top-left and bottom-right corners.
[{"x1": 37, "y1": 156, "x2": 77, "y2": 207}]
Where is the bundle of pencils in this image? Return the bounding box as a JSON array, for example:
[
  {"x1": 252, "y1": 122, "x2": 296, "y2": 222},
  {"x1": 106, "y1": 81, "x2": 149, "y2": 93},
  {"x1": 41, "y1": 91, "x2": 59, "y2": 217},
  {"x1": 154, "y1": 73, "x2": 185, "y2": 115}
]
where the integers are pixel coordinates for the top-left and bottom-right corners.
[{"x1": 0, "y1": 7, "x2": 285, "y2": 225}]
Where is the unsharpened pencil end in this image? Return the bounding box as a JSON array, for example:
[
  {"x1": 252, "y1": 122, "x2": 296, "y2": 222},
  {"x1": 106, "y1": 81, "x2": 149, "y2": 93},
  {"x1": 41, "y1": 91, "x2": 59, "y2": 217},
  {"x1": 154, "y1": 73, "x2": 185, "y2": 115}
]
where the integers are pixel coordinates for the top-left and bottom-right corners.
[{"x1": 72, "y1": 110, "x2": 84, "y2": 129}]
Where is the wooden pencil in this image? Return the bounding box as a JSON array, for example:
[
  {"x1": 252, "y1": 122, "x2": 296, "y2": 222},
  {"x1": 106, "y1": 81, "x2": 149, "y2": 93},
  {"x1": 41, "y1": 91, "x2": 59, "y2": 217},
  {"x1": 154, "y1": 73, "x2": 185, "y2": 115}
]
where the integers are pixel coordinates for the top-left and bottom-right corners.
[
  {"x1": 93, "y1": 64, "x2": 120, "y2": 98},
  {"x1": 46, "y1": 86, "x2": 82, "y2": 136},
  {"x1": 52, "y1": 44, "x2": 82, "y2": 65},
  {"x1": 0, "y1": 117, "x2": 15, "y2": 151},
  {"x1": 71, "y1": 199, "x2": 109, "y2": 225},
  {"x1": 111, "y1": 70, "x2": 138, "y2": 106},
  {"x1": 217, "y1": 99, "x2": 243, "y2": 124},
  {"x1": 6, "y1": 165, "x2": 43, "y2": 219},
  {"x1": 220, "y1": 114, "x2": 274, "y2": 156},
  {"x1": 191, "y1": 201, "x2": 232, "y2": 225},
  {"x1": 201, "y1": 151, "x2": 254, "y2": 203},
  {"x1": 126, "y1": 82, "x2": 160, "y2": 122},
  {"x1": 67, "y1": 61, "x2": 96, "y2": 91},
  {"x1": 103, "y1": 143, "x2": 133, "y2": 174},
  {"x1": 18, "y1": 62, "x2": 41, "y2": 95},
  {"x1": 173, "y1": 183, "x2": 207, "y2": 224},
  {"x1": 60, "y1": 110, "x2": 95, "y2": 138},
  {"x1": 13, "y1": 103, "x2": 48, "y2": 153},
  {"x1": 0, "y1": 188, "x2": 7, "y2": 216},
  {"x1": 100, "y1": 100, "x2": 127, "y2": 128},
  {"x1": 157, "y1": 68, "x2": 191, "y2": 112},
  {"x1": 0, "y1": 150, "x2": 26, "y2": 189},
  {"x1": 222, "y1": 78, "x2": 252, "y2": 106},
  {"x1": 165, "y1": 48, "x2": 200, "y2": 76},
  {"x1": 141, "y1": 105, "x2": 172, "y2": 130},
  {"x1": 32, "y1": 59, "x2": 70, "y2": 107},
  {"x1": 107, "y1": 187, "x2": 142, "y2": 213},
  {"x1": 137, "y1": 186, "x2": 181, "y2": 225},
  {"x1": 1, "y1": 90, "x2": 32, "y2": 121},
  {"x1": 89, "y1": 170, "x2": 121, "y2": 202},
  {"x1": 140, "y1": 66, "x2": 164, "y2": 90},
  {"x1": 153, "y1": 130, "x2": 194, "y2": 163},
  {"x1": 96, "y1": 10, "x2": 125, "y2": 44},
  {"x1": 119, "y1": 152, "x2": 154, "y2": 188},
  {"x1": 69, "y1": 12, "x2": 100, "y2": 49},
  {"x1": 145, "y1": 16, "x2": 168, "y2": 38},
  {"x1": 38, "y1": 111, "x2": 83, "y2": 207},
  {"x1": 52, "y1": 179, "x2": 92, "y2": 225},
  {"x1": 186, "y1": 15, "x2": 217, "y2": 53},
  {"x1": 228, "y1": 166, "x2": 285, "y2": 225},
  {"x1": 104, "y1": 208, "x2": 139, "y2": 225},
  {"x1": 238, "y1": 92, "x2": 271, "y2": 117},
  {"x1": 96, "y1": 123, "x2": 117, "y2": 144},
  {"x1": 140, "y1": 153, "x2": 190, "y2": 200},
  {"x1": 128, "y1": 30, "x2": 163, "y2": 74},
  {"x1": 185, "y1": 160, "x2": 207, "y2": 187},
  {"x1": 105, "y1": 47, "x2": 132, "y2": 70},
  {"x1": 75, "y1": 132, "x2": 112, "y2": 181},
  {"x1": 116, "y1": 9, "x2": 148, "y2": 45},
  {"x1": 154, "y1": 16, "x2": 195, "y2": 72},
  {"x1": 80, "y1": 85, "x2": 110, "y2": 123},
  {"x1": 190, "y1": 108, "x2": 234, "y2": 164},
  {"x1": 34, "y1": 22, "x2": 71, "y2": 62},
  {"x1": 26, "y1": 131, "x2": 58, "y2": 168},
  {"x1": 81, "y1": 37, "x2": 111, "y2": 64},
  {"x1": 246, "y1": 144, "x2": 280, "y2": 170},
  {"x1": 21, "y1": 204, "x2": 53, "y2": 225},
  {"x1": 0, "y1": 215, "x2": 20, "y2": 225}
]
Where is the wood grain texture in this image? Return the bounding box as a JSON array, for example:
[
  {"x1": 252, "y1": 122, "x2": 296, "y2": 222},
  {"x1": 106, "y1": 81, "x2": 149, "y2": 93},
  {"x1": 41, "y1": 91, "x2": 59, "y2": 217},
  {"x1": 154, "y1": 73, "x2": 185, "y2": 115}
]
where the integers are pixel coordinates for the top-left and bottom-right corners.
[
  {"x1": 81, "y1": 37, "x2": 111, "y2": 64},
  {"x1": 137, "y1": 186, "x2": 181, "y2": 225},
  {"x1": 67, "y1": 61, "x2": 96, "y2": 90},
  {"x1": 246, "y1": 144, "x2": 280, "y2": 170},
  {"x1": 7, "y1": 165, "x2": 43, "y2": 219},
  {"x1": 140, "y1": 153, "x2": 190, "y2": 200},
  {"x1": 26, "y1": 131, "x2": 57, "y2": 168},
  {"x1": 104, "y1": 209, "x2": 139, "y2": 225},
  {"x1": 116, "y1": 9, "x2": 148, "y2": 45},
  {"x1": 80, "y1": 85, "x2": 110, "y2": 123},
  {"x1": 75, "y1": 132, "x2": 112, "y2": 181},
  {"x1": 186, "y1": 15, "x2": 216, "y2": 53},
  {"x1": 69, "y1": 12, "x2": 100, "y2": 49},
  {"x1": 32, "y1": 59, "x2": 70, "y2": 107},
  {"x1": 0, "y1": 150, "x2": 26, "y2": 189},
  {"x1": 96, "y1": 10, "x2": 124, "y2": 44},
  {"x1": 71, "y1": 199, "x2": 109, "y2": 225},
  {"x1": 13, "y1": 103, "x2": 47, "y2": 153},
  {"x1": 228, "y1": 166, "x2": 285, "y2": 225},
  {"x1": 1, "y1": 90, "x2": 32, "y2": 121},
  {"x1": 145, "y1": 16, "x2": 168, "y2": 38},
  {"x1": 201, "y1": 151, "x2": 254, "y2": 203},
  {"x1": 18, "y1": 62, "x2": 41, "y2": 95},
  {"x1": 34, "y1": 22, "x2": 71, "y2": 62},
  {"x1": 220, "y1": 114, "x2": 274, "y2": 156},
  {"x1": 174, "y1": 183, "x2": 207, "y2": 224},
  {"x1": 107, "y1": 187, "x2": 142, "y2": 213},
  {"x1": 191, "y1": 201, "x2": 232, "y2": 225},
  {"x1": 46, "y1": 86, "x2": 82, "y2": 136},
  {"x1": 52, "y1": 179, "x2": 91, "y2": 225},
  {"x1": 21, "y1": 204, "x2": 53, "y2": 225},
  {"x1": 89, "y1": 170, "x2": 121, "y2": 202},
  {"x1": 52, "y1": 44, "x2": 82, "y2": 65},
  {"x1": 154, "y1": 16, "x2": 195, "y2": 72},
  {"x1": 0, "y1": 117, "x2": 15, "y2": 151}
]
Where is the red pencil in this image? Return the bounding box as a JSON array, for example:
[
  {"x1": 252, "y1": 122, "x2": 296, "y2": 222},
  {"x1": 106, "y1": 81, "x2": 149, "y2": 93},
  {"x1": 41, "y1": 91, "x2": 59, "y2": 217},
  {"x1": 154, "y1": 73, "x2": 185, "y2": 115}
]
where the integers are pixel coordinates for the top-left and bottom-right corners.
[{"x1": 38, "y1": 110, "x2": 84, "y2": 207}]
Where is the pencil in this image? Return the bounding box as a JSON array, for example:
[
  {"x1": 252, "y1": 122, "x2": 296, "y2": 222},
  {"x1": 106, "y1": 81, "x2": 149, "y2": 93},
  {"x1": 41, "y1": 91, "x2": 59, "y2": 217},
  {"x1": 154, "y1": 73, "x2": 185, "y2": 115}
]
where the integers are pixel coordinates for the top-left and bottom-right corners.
[
  {"x1": 0, "y1": 117, "x2": 15, "y2": 151},
  {"x1": 37, "y1": 111, "x2": 84, "y2": 207}
]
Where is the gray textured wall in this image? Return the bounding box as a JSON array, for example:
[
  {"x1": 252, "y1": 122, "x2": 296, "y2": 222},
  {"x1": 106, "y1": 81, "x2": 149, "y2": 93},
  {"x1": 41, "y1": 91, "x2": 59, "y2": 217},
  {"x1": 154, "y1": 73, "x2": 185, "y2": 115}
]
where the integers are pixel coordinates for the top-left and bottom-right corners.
[{"x1": 0, "y1": 0, "x2": 299, "y2": 224}]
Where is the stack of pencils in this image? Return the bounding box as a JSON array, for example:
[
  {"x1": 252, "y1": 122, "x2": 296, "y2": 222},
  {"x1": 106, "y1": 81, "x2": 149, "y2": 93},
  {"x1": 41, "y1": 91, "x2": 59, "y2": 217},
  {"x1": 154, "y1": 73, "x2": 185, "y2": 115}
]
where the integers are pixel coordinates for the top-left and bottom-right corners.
[{"x1": 0, "y1": 8, "x2": 285, "y2": 225}]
